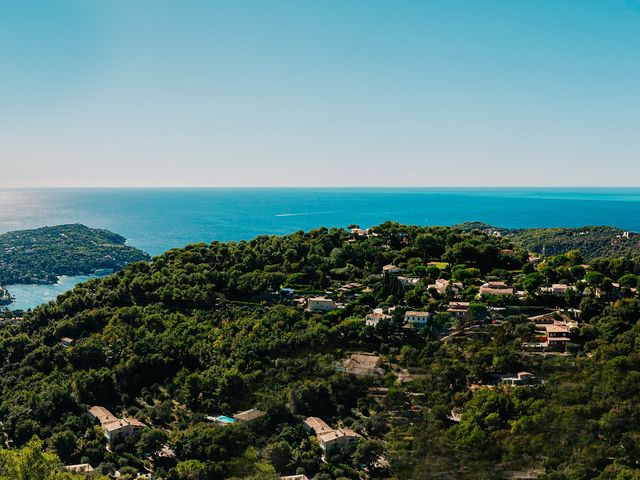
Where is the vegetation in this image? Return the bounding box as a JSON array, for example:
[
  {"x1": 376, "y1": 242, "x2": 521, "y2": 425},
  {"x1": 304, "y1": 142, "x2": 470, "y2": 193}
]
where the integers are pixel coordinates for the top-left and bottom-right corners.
[
  {"x1": 0, "y1": 437, "x2": 106, "y2": 479},
  {"x1": 0, "y1": 222, "x2": 638, "y2": 478},
  {"x1": 456, "y1": 222, "x2": 640, "y2": 259},
  {"x1": 0, "y1": 224, "x2": 149, "y2": 285}
]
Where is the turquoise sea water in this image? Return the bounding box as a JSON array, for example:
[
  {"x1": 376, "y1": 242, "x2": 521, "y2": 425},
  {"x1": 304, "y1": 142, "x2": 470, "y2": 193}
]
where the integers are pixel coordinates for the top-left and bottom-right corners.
[
  {"x1": 2, "y1": 187, "x2": 640, "y2": 309},
  {"x1": 6, "y1": 275, "x2": 96, "y2": 311}
]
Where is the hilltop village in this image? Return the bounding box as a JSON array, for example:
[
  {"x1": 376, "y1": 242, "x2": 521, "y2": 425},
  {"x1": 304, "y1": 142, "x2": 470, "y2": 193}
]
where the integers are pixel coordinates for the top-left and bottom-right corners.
[{"x1": 1, "y1": 222, "x2": 640, "y2": 479}]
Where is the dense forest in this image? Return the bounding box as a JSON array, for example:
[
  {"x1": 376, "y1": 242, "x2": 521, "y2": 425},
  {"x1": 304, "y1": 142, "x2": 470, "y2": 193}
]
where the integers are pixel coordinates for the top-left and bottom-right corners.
[
  {"x1": 0, "y1": 224, "x2": 150, "y2": 285},
  {"x1": 457, "y1": 222, "x2": 640, "y2": 259},
  {"x1": 1, "y1": 222, "x2": 640, "y2": 479}
]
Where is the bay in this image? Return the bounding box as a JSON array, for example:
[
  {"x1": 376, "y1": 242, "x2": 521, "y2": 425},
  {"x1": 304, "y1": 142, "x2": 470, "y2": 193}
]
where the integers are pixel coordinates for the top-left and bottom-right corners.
[{"x1": 6, "y1": 275, "x2": 96, "y2": 311}]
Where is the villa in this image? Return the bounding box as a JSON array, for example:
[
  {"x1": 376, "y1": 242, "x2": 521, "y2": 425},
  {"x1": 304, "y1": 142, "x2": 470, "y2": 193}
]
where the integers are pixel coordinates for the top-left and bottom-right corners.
[
  {"x1": 88, "y1": 406, "x2": 145, "y2": 444},
  {"x1": 545, "y1": 324, "x2": 571, "y2": 350},
  {"x1": 337, "y1": 282, "x2": 362, "y2": 293},
  {"x1": 382, "y1": 264, "x2": 402, "y2": 274},
  {"x1": 428, "y1": 278, "x2": 449, "y2": 295},
  {"x1": 398, "y1": 276, "x2": 420, "y2": 286},
  {"x1": 351, "y1": 227, "x2": 369, "y2": 236},
  {"x1": 343, "y1": 353, "x2": 384, "y2": 376},
  {"x1": 479, "y1": 281, "x2": 515, "y2": 297},
  {"x1": 304, "y1": 417, "x2": 360, "y2": 458},
  {"x1": 404, "y1": 311, "x2": 431, "y2": 328},
  {"x1": 540, "y1": 284, "x2": 575, "y2": 294},
  {"x1": 304, "y1": 416, "x2": 333, "y2": 436},
  {"x1": 64, "y1": 464, "x2": 94, "y2": 473},
  {"x1": 365, "y1": 310, "x2": 392, "y2": 327},
  {"x1": 306, "y1": 296, "x2": 337, "y2": 312},
  {"x1": 447, "y1": 301, "x2": 472, "y2": 321},
  {"x1": 318, "y1": 428, "x2": 360, "y2": 456},
  {"x1": 428, "y1": 278, "x2": 464, "y2": 296},
  {"x1": 501, "y1": 372, "x2": 537, "y2": 386},
  {"x1": 233, "y1": 408, "x2": 266, "y2": 423}
]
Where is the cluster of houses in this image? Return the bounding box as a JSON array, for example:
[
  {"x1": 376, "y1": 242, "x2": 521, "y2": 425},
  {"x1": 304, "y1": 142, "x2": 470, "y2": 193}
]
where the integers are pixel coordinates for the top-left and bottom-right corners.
[
  {"x1": 292, "y1": 264, "x2": 522, "y2": 332},
  {"x1": 285, "y1": 258, "x2": 637, "y2": 358}
]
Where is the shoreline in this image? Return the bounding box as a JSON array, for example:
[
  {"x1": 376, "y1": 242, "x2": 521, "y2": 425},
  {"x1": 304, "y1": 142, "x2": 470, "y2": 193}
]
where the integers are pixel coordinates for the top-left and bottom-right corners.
[{"x1": 0, "y1": 273, "x2": 103, "y2": 311}]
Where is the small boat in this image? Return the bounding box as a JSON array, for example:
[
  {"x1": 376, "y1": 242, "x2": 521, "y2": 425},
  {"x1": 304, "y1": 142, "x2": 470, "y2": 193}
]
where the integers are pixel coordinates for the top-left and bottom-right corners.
[{"x1": 94, "y1": 268, "x2": 114, "y2": 277}]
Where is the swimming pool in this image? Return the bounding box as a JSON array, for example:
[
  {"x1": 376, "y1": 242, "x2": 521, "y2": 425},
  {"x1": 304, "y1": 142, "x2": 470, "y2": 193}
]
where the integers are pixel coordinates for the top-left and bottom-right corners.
[{"x1": 215, "y1": 415, "x2": 235, "y2": 424}]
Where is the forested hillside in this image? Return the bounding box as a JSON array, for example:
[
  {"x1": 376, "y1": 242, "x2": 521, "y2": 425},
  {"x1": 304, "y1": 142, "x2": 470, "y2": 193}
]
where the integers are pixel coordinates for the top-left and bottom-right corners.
[
  {"x1": 457, "y1": 222, "x2": 640, "y2": 259},
  {"x1": 0, "y1": 224, "x2": 150, "y2": 285},
  {"x1": 0, "y1": 223, "x2": 640, "y2": 479}
]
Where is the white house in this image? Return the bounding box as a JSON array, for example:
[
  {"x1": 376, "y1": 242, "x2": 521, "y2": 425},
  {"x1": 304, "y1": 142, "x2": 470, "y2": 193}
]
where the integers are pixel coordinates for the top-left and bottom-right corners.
[
  {"x1": 382, "y1": 264, "x2": 402, "y2": 274},
  {"x1": 501, "y1": 372, "x2": 537, "y2": 386},
  {"x1": 398, "y1": 276, "x2": 420, "y2": 286},
  {"x1": 304, "y1": 417, "x2": 360, "y2": 459},
  {"x1": 404, "y1": 311, "x2": 431, "y2": 328},
  {"x1": 64, "y1": 464, "x2": 94, "y2": 473},
  {"x1": 307, "y1": 296, "x2": 337, "y2": 312},
  {"x1": 365, "y1": 311, "x2": 392, "y2": 327},
  {"x1": 540, "y1": 284, "x2": 575, "y2": 295},
  {"x1": 88, "y1": 406, "x2": 145, "y2": 444},
  {"x1": 318, "y1": 428, "x2": 360, "y2": 456}
]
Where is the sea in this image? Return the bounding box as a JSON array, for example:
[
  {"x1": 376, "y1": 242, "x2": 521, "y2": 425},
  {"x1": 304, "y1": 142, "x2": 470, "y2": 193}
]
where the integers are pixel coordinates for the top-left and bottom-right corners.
[{"x1": 2, "y1": 187, "x2": 640, "y2": 310}]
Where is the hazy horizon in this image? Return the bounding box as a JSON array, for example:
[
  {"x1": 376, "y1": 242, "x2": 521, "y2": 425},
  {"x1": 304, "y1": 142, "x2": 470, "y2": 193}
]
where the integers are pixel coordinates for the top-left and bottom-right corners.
[{"x1": 2, "y1": 0, "x2": 640, "y2": 188}]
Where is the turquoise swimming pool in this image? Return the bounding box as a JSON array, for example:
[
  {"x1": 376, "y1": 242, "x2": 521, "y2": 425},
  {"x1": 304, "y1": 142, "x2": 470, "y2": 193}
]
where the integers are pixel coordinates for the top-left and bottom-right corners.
[{"x1": 216, "y1": 415, "x2": 235, "y2": 424}]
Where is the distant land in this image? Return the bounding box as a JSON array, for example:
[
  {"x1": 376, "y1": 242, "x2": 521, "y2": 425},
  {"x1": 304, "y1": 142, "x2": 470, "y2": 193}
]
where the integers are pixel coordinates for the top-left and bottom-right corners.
[
  {"x1": 0, "y1": 224, "x2": 150, "y2": 304},
  {"x1": 456, "y1": 222, "x2": 640, "y2": 260}
]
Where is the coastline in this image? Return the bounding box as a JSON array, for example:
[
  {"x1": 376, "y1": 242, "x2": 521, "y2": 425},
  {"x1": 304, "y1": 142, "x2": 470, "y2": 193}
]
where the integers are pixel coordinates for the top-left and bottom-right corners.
[
  {"x1": 1, "y1": 268, "x2": 115, "y2": 311},
  {"x1": 2, "y1": 274, "x2": 98, "y2": 311}
]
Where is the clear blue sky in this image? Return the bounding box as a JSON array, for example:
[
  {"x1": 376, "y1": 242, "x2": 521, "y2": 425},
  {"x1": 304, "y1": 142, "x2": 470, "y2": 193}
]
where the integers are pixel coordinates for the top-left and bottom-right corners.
[{"x1": 1, "y1": 0, "x2": 639, "y2": 187}]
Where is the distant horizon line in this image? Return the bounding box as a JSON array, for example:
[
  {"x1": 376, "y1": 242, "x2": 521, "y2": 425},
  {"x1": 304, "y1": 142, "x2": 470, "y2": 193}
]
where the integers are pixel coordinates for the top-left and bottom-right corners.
[{"x1": 2, "y1": 185, "x2": 640, "y2": 190}]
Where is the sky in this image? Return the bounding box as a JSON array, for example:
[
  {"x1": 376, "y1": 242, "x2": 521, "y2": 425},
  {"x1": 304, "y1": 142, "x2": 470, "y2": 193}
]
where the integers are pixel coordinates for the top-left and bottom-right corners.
[{"x1": 1, "y1": 0, "x2": 639, "y2": 187}]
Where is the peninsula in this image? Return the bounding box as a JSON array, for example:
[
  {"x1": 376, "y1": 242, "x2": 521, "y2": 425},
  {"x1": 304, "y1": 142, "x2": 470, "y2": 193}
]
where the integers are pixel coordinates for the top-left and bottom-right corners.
[{"x1": 0, "y1": 224, "x2": 150, "y2": 287}]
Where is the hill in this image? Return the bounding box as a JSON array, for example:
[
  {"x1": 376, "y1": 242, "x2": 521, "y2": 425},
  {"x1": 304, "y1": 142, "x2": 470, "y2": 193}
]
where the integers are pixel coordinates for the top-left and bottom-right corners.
[
  {"x1": 0, "y1": 222, "x2": 639, "y2": 478},
  {"x1": 0, "y1": 224, "x2": 150, "y2": 285},
  {"x1": 456, "y1": 222, "x2": 640, "y2": 259}
]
